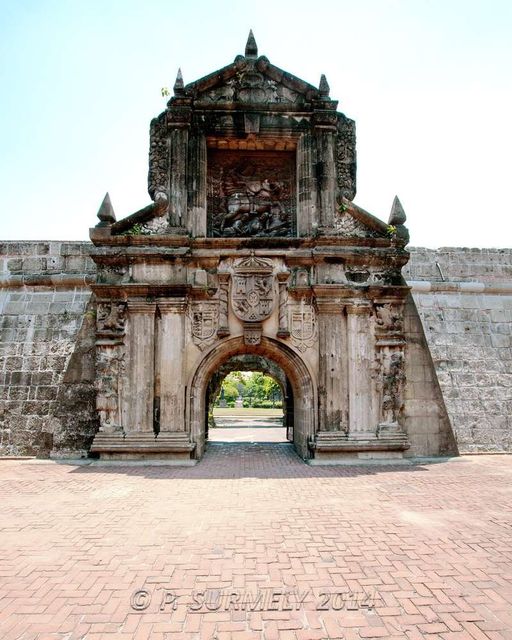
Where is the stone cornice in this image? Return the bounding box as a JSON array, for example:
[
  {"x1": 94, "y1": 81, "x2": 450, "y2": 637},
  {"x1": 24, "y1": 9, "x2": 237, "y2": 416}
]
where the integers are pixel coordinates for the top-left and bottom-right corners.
[{"x1": 90, "y1": 284, "x2": 191, "y2": 300}]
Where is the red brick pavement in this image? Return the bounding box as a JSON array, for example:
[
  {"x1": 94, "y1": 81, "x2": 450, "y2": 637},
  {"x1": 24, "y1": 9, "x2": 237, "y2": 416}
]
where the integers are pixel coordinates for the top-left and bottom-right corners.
[{"x1": 1, "y1": 445, "x2": 512, "y2": 639}]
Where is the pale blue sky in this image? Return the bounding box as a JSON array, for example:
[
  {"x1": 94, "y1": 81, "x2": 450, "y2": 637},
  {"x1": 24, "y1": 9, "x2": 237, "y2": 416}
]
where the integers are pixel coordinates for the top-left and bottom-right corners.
[{"x1": 1, "y1": 0, "x2": 511, "y2": 247}]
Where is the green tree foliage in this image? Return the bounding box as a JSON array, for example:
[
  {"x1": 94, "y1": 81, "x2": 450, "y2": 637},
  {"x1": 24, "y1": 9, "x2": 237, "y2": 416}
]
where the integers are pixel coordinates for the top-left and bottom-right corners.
[{"x1": 216, "y1": 371, "x2": 282, "y2": 408}]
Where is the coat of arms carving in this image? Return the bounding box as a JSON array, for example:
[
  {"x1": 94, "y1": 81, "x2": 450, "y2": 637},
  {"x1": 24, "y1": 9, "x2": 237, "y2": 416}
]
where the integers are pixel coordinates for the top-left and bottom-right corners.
[
  {"x1": 231, "y1": 255, "x2": 275, "y2": 322},
  {"x1": 189, "y1": 302, "x2": 218, "y2": 350},
  {"x1": 290, "y1": 301, "x2": 317, "y2": 352}
]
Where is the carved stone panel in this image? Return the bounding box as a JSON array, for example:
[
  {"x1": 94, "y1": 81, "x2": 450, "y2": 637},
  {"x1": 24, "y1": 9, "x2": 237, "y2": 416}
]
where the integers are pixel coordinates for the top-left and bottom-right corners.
[
  {"x1": 231, "y1": 255, "x2": 275, "y2": 322},
  {"x1": 207, "y1": 150, "x2": 295, "y2": 237}
]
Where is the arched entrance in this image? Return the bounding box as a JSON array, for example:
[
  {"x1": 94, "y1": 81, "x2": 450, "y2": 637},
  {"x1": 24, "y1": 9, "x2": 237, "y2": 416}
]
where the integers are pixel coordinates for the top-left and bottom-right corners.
[
  {"x1": 204, "y1": 355, "x2": 290, "y2": 442},
  {"x1": 186, "y1": 337, "x2": 317, "y2": 460}
]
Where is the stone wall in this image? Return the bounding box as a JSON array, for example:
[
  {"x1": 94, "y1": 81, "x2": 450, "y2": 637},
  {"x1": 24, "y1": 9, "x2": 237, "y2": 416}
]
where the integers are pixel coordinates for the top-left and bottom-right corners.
[
  {"x1": 405, "y1": 248, "x2": 512, "y2": 453},
  {"x1": 0, "y1": 242, "x2": 96, "y2": 456},
  {"x1": 0, "y1": 242, "x2": 510, "y2": 457}
]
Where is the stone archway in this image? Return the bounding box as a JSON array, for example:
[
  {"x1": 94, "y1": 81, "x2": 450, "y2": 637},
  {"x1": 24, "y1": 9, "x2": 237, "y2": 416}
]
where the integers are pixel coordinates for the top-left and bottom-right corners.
[{"x1": 186, "y1": 336, "x2": 317, "y2": 460}]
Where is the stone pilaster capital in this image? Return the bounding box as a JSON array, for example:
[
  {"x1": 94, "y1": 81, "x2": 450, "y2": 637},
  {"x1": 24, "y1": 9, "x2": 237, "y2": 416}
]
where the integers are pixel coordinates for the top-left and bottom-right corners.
[
  {"x1": 314, "y1": 299, "x2": 346, "y2": 315},
  {"x1": 157, "y1": 298, "x2": 188, "y2": 314},
  {"x1": 276, "y1": 271, "x2": 290, "y2": 284},
  {"x1": 346, "y1": 301, "x2": 372, "y2": 316},
  {"x1": 127, "y1": 301, "x2": 156, "y2": 314}
]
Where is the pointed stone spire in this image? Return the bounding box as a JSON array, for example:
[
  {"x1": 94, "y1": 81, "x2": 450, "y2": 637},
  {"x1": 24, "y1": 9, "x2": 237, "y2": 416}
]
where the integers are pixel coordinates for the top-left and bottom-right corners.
[
  {"x1": 245, "y1": 29, "x2": 258, "y2": 59},
  {"x1": 319, "y1": 74, "x2": 330, "y2": 97},
  {"x1": 388, "y1": 196, "x2": 407, "y2": 225},
  {"x1": 96, "y1": 192, "x2": 116, "y2": 227},
  {"x1": 173, "y1": 68, "x2": 184, "y2": 95}
]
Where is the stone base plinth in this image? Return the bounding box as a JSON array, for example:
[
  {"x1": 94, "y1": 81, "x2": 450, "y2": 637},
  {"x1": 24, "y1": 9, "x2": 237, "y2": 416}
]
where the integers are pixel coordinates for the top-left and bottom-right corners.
[
  {"x1": 90, "y1": 431, "x2": 196, "y2": 462},
  {"x1": 310, "y1": 429, "x2": 410, "y2": 464}
]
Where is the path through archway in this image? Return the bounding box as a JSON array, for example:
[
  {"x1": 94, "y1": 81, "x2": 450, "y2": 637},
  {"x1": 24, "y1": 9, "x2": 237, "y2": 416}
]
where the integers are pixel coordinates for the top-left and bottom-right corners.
[{"x1": 187, "y1": 337, "x2": 317, "y2": 460}]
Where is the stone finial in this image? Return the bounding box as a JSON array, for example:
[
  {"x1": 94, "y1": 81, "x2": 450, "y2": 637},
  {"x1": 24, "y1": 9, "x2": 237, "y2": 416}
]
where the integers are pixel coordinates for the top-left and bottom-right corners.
[
  {"x1": 388, "y1": 196, "x2": 407, "y2": 225},
  {"x1": 245, "y1": 29, "x2": 258, "y2": 59},
  {"x1": 319, "y1": 74, "x2": 330, "y2": 97},
  {"x1": 96, "y1": 193, "x2": 116, "y2": 227},
  {"x1": 173, "y1": 68, "x2": 184, "y2": 95}
]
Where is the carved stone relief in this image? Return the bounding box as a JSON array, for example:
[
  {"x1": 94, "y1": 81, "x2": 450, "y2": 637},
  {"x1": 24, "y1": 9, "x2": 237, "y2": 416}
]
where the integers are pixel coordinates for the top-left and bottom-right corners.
[
  {"x1": 95, "y1": 301, "x2": 127, "y2": 433},
  {"x1": 375, "y1": 303, "x2": 404, "y2": 334},
  {"x1": 198, "y1": 71, "x2": 303, "y2": 106},
  {"x1": 97, "y1": 302, "x2": 126, "y2": 334},
  {"x1": 207, "y1": 151, "x2": 295, "y2": 237},
  {"x1": 380, "y1": 350, "x2": 406, "y2": 426}
]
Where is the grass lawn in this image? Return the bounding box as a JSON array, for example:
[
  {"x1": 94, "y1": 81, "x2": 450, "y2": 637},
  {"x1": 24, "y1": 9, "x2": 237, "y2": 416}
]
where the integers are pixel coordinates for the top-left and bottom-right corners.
[{"x1": 212, "y1": 407, "x2": 284, "y2": 417}]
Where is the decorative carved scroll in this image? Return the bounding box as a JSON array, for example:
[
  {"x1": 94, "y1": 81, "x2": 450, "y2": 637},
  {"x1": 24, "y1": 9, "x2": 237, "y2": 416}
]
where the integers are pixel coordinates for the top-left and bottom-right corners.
[
  {"x1": 231, "y1": 255, "x2": 275, "y2": 322},
  {"x1": 335, "y1": 116, "x2": 356, "y2": 201},
  {"x1": 148, "y1": 112, "x2": 169, "y2": 203},
  {"x1": 207, "y1": 151, "x2": 295, "y2": 237}
]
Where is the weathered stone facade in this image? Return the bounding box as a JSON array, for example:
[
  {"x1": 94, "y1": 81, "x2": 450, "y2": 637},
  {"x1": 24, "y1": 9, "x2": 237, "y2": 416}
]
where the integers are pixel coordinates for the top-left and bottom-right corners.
[
  {"x1": 1, "y1": 37, "x2": 510, "y2": 461},
  {"x1": 1, "y1": 243, "x2": 510, "y2": 457},
  {"x1": 83, "y1": 34, "x2": 418, "y2": 463}
]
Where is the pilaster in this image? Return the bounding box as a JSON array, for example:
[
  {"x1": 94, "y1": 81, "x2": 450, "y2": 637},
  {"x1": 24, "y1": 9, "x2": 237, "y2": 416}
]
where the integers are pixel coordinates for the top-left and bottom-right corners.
[
  {"x1": 315, "y1": 298, "x2": 348, "y2": 432},
  {"x1": 346, "y1": 301, "x2": 374, "y2": 438},
  {"x1": 157, "y1": 298, "x2": 188, "y2": 433},
  {"x1": 126, "y1": 301, "x2": 156, "y2": 434}
]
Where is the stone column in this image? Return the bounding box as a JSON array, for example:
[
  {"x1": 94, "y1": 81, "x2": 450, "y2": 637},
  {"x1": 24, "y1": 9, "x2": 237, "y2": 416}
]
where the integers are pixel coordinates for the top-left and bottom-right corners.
[
  {"x1": 296, "y1": 132, "x2": 317, "y2": 236},
  {"x1": 316, "y1": 300, "x2": 348, "y2": 432},
  {"x1": 187, "y1": 131, "x2": 207, "y2": 237},
  {"x1": 276, "y1": 272, "x2": 290, "y2": 337},
  {"x1": 217, "y1": 272, "x2": 230, "y2": 337},
  {"x1": 169, "y1": 128, "x2": 188, "y2": 226},
  {"x1": 315, "y1": 129, "x2": 337, "y2": 228},
  {"x1": 157, "y1": 298, "x2": 188, "y2": 432},
  {"x1": 126, "y1": 301, "x2": 156, "y2": 433},
  {"x1": 346, "y1": 301, "x2": 374, "y2": 438}
]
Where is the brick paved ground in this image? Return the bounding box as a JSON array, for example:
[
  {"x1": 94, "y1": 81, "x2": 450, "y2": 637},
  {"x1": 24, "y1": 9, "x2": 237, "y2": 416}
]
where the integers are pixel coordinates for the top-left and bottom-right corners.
[{"x1": 1, "y1": 446, "x2": 512, "y2": 640}]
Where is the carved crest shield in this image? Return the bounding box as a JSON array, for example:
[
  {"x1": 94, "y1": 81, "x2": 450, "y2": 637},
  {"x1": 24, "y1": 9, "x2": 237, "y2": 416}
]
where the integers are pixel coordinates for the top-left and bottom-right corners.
[
  {"x1": 231, "y1": 255, "x2": 275, "y2": 322},
  {"x1": 189, "y1": 303, "x2": 218, "y2": 350},
  {"x1": 290, "y1": 302, "x2": 317, "y2": 352}
]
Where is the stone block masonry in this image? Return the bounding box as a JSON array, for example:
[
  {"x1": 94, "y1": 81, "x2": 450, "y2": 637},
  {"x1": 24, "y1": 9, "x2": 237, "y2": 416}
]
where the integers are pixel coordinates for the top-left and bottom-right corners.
[
  {"x1": 405, "y1": 248, "x2": 512, "y2": 453},
  {"x1": 0, "y1": 242, "x2": 510, "y2": 457},
  {"x1": 0, "y1": 242, "x2": 96, "y2": 456}
]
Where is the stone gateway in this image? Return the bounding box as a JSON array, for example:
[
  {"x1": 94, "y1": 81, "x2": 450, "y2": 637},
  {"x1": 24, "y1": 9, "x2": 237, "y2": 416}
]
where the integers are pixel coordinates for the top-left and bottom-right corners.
[{"x1": 85, "y1": 33, "x2": 454, "y2": 463}]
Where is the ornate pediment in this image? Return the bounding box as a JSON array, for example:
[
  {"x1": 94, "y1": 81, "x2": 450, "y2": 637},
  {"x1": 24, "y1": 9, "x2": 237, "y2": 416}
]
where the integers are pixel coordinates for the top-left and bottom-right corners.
[
  {"x1": 183, "y1": 32, "x2": 320, "y2": 108},
  {"x1": 194, "y1": 68, "x2": 307, "y2": 106}
]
